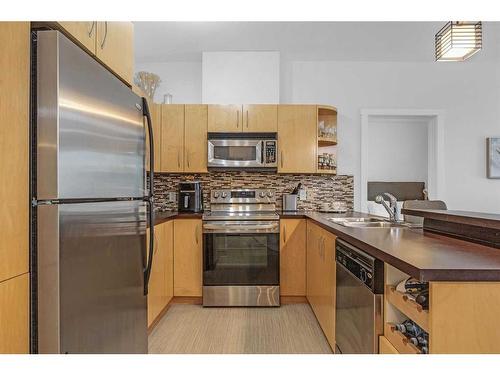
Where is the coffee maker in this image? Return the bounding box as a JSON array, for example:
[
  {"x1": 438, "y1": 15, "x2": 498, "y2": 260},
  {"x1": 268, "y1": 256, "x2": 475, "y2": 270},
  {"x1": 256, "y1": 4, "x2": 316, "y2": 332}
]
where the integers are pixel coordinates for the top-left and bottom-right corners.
[{"x1": 178, "y1": 181, "x2": 203, "y2": 213}]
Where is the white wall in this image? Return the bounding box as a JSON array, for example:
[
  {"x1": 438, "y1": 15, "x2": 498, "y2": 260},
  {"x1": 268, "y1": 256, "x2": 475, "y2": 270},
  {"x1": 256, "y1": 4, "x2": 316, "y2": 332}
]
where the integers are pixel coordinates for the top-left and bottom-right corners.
[
  {"x1": 202, "y1": 51, "x2": 280, "y2": 104},
  {"x1": 287, "y1": 60, "x2": 500, "y2": 213},
  {"x1": 135, "y1": 61, "x2": 202, "y2": 104},
  {"x1": 366, "y1": 117, "x2": 428, "y2": 183},
  {"x1": 136, "y1": 58, "x2": 500, "y2": 214}
]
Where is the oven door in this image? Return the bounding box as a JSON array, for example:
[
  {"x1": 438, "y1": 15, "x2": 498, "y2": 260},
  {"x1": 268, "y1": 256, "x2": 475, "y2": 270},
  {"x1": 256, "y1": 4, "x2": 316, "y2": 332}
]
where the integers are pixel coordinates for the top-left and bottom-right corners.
[
  {"x1": 203, "y1": 221, "x2": 279, "y2": 286},
  {"x1": 207, "y1": 139, "x2": 263, "y2": 168}
]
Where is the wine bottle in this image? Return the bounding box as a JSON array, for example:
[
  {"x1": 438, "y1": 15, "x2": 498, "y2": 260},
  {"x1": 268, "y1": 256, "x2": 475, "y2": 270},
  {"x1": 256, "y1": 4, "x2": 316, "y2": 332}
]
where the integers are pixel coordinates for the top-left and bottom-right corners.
[
  {"x1": 409, "y1": 335, "x2": 428, "y2": 347},
  {"x1": 395, "y1": 320, "x2": 423, "y2": 337}
]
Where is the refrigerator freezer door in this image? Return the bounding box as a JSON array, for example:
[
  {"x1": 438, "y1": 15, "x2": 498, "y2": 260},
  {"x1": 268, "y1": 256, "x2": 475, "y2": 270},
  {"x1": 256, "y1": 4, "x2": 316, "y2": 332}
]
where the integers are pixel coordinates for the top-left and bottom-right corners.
[
  {"x1": 37, "y1": 201, "x2": 147, "y2": 353},
  {"x1": 37, "y1": 30, "x2": 145, "y2": 200}
]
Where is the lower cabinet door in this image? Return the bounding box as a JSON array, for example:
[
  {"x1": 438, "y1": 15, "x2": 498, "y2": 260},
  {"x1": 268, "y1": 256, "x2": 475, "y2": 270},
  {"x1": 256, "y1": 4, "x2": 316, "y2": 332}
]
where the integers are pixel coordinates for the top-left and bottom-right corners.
[
  {"x1": 280, "y1": 219, "x2": 306, "y2": 296},
  {"x1": 163, "y1": 220, "x2": 174, "y2": 304},
  {"x1": 0, "y1": 273, "x2": 29, "y2": 353},
  {"x1": 174, "y1": 219, "x2": 202, "y2": 297},
  {"x1": 147, "y1": 224, "x2": 166, "y2": 327},
  {"x1": 320, "y1": 230, "x2": 337, "y2": 350},
  {"x1": 306, "y1": 222, "x2": 321, "y2": 315}
]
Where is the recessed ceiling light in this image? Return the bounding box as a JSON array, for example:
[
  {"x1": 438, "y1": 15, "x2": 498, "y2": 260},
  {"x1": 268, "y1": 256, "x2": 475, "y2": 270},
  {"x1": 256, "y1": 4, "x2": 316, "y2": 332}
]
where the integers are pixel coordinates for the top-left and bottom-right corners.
[{"x1": 435, "y1": 21, "x2": 482, "y2": 62}]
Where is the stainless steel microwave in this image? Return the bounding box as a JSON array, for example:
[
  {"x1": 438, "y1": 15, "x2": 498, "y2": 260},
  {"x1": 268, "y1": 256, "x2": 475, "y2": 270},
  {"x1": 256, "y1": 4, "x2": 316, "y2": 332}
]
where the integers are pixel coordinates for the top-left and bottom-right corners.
[{"x1": 207, "y1": 133, "x2": 278, "y2": 170}]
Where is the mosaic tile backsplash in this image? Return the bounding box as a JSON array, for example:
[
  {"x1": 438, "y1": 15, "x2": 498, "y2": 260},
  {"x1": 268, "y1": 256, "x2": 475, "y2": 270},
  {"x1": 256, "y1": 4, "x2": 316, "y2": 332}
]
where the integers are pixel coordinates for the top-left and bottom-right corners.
[{"x1": 153, "y1": 172, "x2": 354, "y2": 212}]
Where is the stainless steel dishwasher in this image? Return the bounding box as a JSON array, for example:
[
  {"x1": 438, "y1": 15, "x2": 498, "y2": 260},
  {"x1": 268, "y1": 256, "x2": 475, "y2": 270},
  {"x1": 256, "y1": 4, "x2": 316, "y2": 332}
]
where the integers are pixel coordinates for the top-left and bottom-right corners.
[{"x1": 335, "y1": 239, "x2": 384, "y2": 354}]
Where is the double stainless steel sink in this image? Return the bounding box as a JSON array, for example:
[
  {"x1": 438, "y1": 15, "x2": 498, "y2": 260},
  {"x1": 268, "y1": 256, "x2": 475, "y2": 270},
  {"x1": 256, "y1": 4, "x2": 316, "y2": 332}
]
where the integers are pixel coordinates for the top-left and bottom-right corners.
[{"x1": 326, "y1": 217, "x2": 420, "y2": 229}]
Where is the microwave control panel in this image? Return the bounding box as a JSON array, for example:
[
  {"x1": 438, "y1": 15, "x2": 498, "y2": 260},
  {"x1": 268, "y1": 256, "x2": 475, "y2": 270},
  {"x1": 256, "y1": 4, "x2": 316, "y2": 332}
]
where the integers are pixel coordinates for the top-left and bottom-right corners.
[{"x1": 265, "y1": 141, "x2": 277, "y2": 164}]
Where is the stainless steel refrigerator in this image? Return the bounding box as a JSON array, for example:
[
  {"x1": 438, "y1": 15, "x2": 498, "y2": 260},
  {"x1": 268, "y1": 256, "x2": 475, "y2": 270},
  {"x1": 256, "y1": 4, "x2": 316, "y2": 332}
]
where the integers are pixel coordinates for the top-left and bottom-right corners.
[{"x1": 33, "y1": 30, "x2": 155, "y2": 354}]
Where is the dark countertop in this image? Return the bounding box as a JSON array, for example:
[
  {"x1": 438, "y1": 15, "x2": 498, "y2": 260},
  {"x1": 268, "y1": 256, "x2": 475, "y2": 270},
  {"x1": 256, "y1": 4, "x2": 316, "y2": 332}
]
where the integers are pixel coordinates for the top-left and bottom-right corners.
[
  {"x1": 401, "y1": 208, "x2": 500, "y2": 230},
  {"x1": 152, "y1": 209, "x2": 500, "y2": 282},
  {"x1": 280, "y1": 211, "x2": 500, "y2": 282},
  {"x1": 152, "y1": 211, "x2": 202, "y2": 226}
]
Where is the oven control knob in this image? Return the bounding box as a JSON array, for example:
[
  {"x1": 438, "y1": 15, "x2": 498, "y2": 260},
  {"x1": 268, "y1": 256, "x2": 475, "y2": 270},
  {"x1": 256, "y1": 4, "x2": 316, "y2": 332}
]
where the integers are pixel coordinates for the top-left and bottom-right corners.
[
  {"x1": 259, "y1": 192, "x2": 266, "y2": 198},
  {"x1": 213, "y1": 192, "x2": 219, "y2": 198},
  {"x1": 221, "y1": 192, "x2": 228, "y2": 198},
  {"x1": 267, "y1": 191, "x2": 273, "y2": 197}
]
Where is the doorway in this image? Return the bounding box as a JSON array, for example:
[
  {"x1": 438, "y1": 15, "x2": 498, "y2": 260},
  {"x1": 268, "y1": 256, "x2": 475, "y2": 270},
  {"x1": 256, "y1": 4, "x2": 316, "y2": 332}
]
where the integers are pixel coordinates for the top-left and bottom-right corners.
[{"x1": 360, "y1": 109, "x2": 445, "y2": 214}]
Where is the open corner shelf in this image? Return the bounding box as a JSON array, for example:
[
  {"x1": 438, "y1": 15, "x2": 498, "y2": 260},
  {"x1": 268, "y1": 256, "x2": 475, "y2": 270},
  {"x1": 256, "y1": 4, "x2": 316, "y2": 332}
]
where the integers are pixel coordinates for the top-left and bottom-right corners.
[{"x1": 318, "y1": 137, "x2": 338, "y2": 147}]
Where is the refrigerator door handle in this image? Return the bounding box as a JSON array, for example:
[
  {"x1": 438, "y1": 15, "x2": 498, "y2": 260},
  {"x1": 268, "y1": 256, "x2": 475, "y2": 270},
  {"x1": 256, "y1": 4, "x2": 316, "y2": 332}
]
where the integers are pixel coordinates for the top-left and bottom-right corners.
[{"x1": 142, "y1": 97, "x2": 155, "y2": 296}]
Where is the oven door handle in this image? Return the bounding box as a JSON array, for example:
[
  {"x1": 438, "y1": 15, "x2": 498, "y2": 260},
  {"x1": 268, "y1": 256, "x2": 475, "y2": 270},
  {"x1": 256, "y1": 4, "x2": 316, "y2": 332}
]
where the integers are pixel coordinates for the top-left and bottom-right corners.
[{"x1": 203, "y1": 222, "x2": 279, "y2": 233}]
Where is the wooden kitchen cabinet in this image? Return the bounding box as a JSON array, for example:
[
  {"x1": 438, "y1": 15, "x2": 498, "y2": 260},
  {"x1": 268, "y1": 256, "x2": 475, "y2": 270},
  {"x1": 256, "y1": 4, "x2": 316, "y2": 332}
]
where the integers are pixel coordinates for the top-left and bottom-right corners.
[
  {"x1": 242, "y1": 105, "x2": 278, "y2": 132},
  {"x1": 57, "y1": 22, "x2": 96, "y2": 53},
  {"x1": 0, "y1": 273, "x2": 29, "y2": 353},
  {"x1": 208, "y1": 105, "x2": 242, "y2": 132},
  {"x1": 318, "y1": 229, "x2": 336, "y2": 349},
  {"x1": 306, "y1": 221, "x2": 336, "y2": 350},
  {"x1": 147, "y1": 220, "x2": 174, "y2": 328},
  {"x1": 306, "y1": 222, "x2": 321, "y2": 313},
  {"x1": 95, "y1": 22, "x2": 134, "y2": 85},
  {"x1": 174, "y1": 219, "x2": 203, "y2": 297},
  {"x1": 280, "y1": 219, "x2": 307, "y2": 296},
  {"x1": 0, "y1": 22, "x2": 29, "y2": 284},
  {"x1": 278, "y1": 105, "x2": 317, "y2": 173},
  {"x1": 147, "y1": 223, "x2": 164, "y2": 327},
  {"x1": 184, "y1": 105, "x2": 208, "y2": 173},
  {"x1": 161, "y1": 105, "x2": 185, "y2": 173}
]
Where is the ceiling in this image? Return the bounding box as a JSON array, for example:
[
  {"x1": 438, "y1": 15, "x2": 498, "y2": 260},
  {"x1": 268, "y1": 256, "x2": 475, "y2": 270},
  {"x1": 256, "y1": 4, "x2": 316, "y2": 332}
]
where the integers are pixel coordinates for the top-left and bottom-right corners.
[{"x1": 134, "y1": 22, "x2": 500, "y2": 64}]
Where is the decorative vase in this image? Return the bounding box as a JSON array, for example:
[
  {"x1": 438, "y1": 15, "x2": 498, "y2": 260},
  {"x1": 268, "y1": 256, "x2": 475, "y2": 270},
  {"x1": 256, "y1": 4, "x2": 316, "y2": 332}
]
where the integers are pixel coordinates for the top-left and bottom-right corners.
[{"x1": 134, "y1": 71, "x2": 161, "y2": 100}]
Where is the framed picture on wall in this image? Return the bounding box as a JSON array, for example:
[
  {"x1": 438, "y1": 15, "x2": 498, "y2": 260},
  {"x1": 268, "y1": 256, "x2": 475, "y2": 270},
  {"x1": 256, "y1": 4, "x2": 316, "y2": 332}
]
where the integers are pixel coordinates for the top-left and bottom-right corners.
[{"x1": 487, "y1": 137, "x2": 500, "y2": 179}]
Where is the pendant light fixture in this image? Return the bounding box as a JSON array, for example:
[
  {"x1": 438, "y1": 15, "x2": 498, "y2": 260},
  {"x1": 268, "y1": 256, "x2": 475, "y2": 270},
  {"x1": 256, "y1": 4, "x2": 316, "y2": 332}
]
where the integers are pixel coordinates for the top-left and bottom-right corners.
[{"x1": 435, "y1": 21, "x2": 482, "y2": 61}]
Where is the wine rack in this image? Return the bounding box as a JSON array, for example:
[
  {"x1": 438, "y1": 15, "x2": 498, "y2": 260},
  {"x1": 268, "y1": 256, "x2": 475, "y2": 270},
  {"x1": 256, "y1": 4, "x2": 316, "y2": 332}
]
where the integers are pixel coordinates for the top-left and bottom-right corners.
[
  {"x1": 382, "y1": 264, "x2": 430, "y2": 354},
  {"x1": 386, "y1": 285, "x2": 429, "y2": 332},
  {"x1": 385, "y1": 323, "x2": 423, "y2": 354}
]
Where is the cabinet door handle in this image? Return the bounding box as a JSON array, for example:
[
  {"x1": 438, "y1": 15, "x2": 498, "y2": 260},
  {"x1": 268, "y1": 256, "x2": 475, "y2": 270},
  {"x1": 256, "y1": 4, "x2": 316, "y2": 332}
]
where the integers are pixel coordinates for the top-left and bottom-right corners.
[
  {"x1": 195, "y1": 224, "x2": 199, "y2": 244},
  {"x1": 100, "y1": 21, "x2": 108, "y2": 49},
  {"x1": 280, "y1": 151, "x2": 284, "y2": 168},
  {"x1": 177, "y1": 150, "x2": 181, "y2": 168},
  {"x1": 283, "y1": 224, "x2": 287, "y2": 243},
  {"x1": 236, "y1": 110, "x2": 240, "y2": 128},
  {"x1": 246, "y1": 110, "x2": 249, "y2": 128},
  {"x1": 87, "y1": 21, "x2": 96, "y2": 38},
  {"x1": 186, "y1": 150, "x2": 190, "y2": 168}
]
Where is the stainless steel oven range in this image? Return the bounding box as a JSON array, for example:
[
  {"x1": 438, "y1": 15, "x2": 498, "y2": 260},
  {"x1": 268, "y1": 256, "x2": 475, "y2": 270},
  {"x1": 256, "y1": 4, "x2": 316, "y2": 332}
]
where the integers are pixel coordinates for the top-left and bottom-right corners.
[{"x1": 202, "y1": 189, "x2": 280, "y2": 307}]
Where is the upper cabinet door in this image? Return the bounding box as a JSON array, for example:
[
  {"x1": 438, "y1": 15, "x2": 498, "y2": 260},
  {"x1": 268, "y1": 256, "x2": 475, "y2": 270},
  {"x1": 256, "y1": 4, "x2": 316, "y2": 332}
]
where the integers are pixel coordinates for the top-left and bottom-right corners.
[
  {"x1": 277, "y1": 105, "x2": 317, "y2": 173},
  {"x1": 161, "y1": 105, "x2": 185, "y2": 173},
  {"x1": 243, "y1": 105, "x2": 278, "y2": 132},
  {"x1": 208, "y1": 105, "x2": 242, "y2": 132},
  {"x1": 184, "y1": 105, "x2": 208, "y2": 173},
  {"x1": 57, "y1": 22, "x2": 97, "y2": 53},
  {"x1": 95, "y1": 22, "x2": 134, "y2": 85}
]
